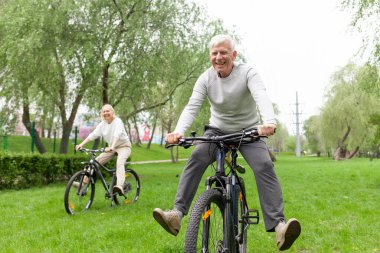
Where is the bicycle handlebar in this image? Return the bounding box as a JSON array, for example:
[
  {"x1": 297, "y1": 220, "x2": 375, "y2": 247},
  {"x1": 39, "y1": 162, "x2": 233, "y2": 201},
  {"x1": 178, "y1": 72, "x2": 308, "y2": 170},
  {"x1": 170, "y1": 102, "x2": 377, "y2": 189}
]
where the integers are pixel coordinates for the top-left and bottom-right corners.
[
  {"x1": 166, "y1": 128, "x2": 260, "y2": 149},
  {"x1": 78, "y1": 148, "x2": 106, "y2": 154}
]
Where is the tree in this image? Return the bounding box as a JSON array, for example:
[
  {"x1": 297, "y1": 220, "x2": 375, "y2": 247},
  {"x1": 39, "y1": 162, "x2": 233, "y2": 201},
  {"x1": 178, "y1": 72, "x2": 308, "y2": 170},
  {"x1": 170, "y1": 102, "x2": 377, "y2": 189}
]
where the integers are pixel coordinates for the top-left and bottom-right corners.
[
  {"x1": 341, "y1": 0, "x2": 380, "y2": 157},
  {"x1": 0, "y1": 0, "x2": 227, "y2": 154},
  {"x1": 341, "y1": 0, "x2": 380, "y2": 67},
  {"x1": 320, "y1": 63, "x2": 380, "y2": 160},
  {"x1": 303, "y1": 115, "x2": 324, "y2": 156},
  {"x1": 265, "y1": 104, "x2": 290, "y2": 153}
]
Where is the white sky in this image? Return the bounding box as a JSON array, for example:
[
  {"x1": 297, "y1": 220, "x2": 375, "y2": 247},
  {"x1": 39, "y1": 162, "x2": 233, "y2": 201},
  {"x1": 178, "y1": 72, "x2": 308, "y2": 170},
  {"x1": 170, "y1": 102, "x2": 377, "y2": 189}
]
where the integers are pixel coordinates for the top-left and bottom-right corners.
[{"x1": 200, "y1": 0, "x2": 363, "y2": 134}]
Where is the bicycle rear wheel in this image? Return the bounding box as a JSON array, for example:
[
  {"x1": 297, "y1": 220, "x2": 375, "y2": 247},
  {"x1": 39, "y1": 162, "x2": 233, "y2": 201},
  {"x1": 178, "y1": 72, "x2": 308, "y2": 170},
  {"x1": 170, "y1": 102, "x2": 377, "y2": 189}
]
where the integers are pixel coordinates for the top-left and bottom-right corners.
[
  {"x1": 184, "y1": 188, "x2": 229, "y2": 253},
  {"x1": 113, "y1": 169, "x2": 140, "y2": 205},
  {"x1": 64, "y1": 170, "x2": 95, "y2": 215}
]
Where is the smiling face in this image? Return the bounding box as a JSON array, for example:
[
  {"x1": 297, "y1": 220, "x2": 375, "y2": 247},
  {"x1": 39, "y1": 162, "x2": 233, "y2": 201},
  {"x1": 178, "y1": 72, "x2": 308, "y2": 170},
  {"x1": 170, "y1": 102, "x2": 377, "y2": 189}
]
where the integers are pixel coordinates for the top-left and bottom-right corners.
[
  {"x1": 209, "y1": 41, "x2": 237, "y2": 78},
  {"x1": 101, "y1": 104, "x2": 115, "y2": 123}
]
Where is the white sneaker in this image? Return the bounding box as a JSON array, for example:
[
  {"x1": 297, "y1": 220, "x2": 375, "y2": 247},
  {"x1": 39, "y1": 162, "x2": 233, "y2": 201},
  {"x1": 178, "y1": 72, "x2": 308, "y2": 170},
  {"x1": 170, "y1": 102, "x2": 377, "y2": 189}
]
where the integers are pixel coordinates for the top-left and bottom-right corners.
[
  {"x1": 153, "y1": 208, "x2": 182, "y2": 236},
  {"x1": 276, "y1": 218, "x2": 301, "y2": 251}
]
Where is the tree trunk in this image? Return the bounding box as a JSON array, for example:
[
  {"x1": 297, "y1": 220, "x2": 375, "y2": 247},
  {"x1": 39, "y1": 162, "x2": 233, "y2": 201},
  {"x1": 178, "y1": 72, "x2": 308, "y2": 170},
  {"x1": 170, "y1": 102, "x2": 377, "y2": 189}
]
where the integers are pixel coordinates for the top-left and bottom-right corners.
[
  {"x1": 333, "y1": 126, "x2": 352, "y2": 160},
  {"x1": 54, "y1": 48, "x2": 87, "y2": 154},
  {"x1": 102, "y1": 63, "x2": 110, "y2": 105},
  {"x1": 147, "y1": 112, "x2": 158, "y2": 149},
  {"x1": 169, "y1": 146, "x2": 179, "y2": 163},
  {"x1": 92, "y1": 137, "x2": 101, "y2": 149},
  {"x1": 60, "y1": 121, "x2": 72, "y2": 154},
  {"x1": 22, "y1": 100, "x2": 46, "y2": 154},
  {"x1": 133, "y1": 115, "x2": 141, "y2": 146},
  {"x1": 346, "y1": 146, "x2": 359, "y2": 159},
  {"x1": 160, "y1": 124, "x2": 164, "y2": 147}
]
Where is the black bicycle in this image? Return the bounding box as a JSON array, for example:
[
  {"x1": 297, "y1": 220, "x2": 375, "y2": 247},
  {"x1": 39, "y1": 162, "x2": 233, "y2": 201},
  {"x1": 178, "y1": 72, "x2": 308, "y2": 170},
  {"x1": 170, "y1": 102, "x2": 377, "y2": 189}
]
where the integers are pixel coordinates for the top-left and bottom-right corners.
[
  {"x1": 170, "y1": 129, "x2": 261, "y2": 253},
  {"x1": 64, "y1": 148, "x2": 140, "y2": 215}
]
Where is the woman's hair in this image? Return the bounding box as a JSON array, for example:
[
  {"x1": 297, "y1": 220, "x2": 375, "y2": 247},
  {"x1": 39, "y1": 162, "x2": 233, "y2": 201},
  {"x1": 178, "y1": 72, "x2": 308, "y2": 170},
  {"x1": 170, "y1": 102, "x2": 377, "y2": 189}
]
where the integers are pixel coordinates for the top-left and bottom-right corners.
[
  {"x1": 209, "y1": 34, "x2": 235, "y2": 51},
  {"x1": 100, "y1": 104, "x2": 116, "y2": 121}
]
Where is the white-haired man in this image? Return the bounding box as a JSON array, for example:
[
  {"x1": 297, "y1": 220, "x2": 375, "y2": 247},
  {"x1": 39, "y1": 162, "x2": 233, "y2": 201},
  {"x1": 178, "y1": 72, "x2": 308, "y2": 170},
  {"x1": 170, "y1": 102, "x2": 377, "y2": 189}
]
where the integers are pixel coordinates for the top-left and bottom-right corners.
[{"x1": 153, "y1": 34, "x2": 301, "y2": 251}]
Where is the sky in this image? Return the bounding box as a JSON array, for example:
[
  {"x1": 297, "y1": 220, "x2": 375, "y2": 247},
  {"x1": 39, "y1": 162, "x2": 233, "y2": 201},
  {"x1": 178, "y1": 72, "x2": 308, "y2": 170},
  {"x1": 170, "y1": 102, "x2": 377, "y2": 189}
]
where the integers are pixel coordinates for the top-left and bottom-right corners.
[{"x1": 199, "y1": 0, "x2": 363, "y2": 134}]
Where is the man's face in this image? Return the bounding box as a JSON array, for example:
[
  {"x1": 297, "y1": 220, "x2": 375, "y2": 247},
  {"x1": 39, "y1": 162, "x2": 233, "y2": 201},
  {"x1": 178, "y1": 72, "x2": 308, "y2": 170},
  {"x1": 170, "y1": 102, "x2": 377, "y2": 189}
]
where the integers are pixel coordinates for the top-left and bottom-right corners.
[{"x1": 209, "y1": 42, "x2": 237, "y2": 78}]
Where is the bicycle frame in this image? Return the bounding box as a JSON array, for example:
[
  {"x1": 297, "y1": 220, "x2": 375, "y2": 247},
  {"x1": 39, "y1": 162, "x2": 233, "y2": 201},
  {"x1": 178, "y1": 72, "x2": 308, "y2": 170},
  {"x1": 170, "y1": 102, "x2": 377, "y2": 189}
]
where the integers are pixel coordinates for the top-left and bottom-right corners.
[
  {"x1": 204, "y1": 142, "x2": 248, "y2": 250},
  {"x1": 178, "y1": 129, "x2": 261, "y2": 252},
  {"x1": 79, "y1": 149, "x2": 118, "y2": 199}
]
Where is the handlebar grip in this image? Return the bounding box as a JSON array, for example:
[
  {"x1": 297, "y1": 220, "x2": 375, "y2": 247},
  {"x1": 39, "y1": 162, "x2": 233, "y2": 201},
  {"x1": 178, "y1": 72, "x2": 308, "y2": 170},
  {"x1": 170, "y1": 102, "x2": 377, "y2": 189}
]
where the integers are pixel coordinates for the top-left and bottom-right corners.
[{"x1": 165, "y1": 144, "x2": 176, "y2": 149}]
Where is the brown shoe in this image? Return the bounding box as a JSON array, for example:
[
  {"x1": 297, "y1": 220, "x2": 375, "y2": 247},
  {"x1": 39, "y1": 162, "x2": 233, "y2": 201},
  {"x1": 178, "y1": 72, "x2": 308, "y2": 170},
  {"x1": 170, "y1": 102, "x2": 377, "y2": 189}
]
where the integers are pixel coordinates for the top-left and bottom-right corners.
[
  {"x1": 153, "y1": 208, "x2": 182, "y2": 236},
  {"x1": 276, "y1": 218, "x2": 301, "y2": 251},
  {"x1": 113, "y1": 185, "x2": 124, "y2": 196}
]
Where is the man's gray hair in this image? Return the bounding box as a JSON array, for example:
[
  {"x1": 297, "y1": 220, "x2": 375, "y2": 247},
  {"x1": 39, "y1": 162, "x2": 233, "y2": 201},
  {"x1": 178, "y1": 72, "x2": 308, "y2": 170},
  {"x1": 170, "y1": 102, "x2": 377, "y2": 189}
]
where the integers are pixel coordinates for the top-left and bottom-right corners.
[{"x1": 209, "y1": 34, "x2": 236, "y2": 51}]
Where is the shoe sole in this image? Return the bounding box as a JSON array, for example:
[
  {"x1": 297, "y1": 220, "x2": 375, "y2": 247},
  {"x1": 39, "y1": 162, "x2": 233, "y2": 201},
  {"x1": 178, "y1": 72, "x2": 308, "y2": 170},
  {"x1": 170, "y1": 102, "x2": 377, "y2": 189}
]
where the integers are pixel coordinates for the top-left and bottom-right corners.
[
  {"x1": 279, "y1": 218, "x2": 301, "y2": 251},
  {"x1": 153, "y1": 209, "x2": 179, "y2": 236},
  {"x1": 113, "y1": 187, "x2": 124, "y2": 196}
]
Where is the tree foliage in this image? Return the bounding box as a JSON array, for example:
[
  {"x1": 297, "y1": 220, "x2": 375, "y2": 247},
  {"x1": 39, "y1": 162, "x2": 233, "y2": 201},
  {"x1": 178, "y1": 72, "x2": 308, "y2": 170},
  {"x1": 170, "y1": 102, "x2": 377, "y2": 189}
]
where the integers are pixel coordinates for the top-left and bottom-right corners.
[
  {"x1": 340, "y1": 0, "x2": 380, "y2": 156},
  {"x1": 0, "y1": 0, "x2": 228, "y2": 153},
  {"x1": 303, "y1": 115, "x2": 323, "y2": 155},
  {"x1": 319, "y1": 63, "x2": 380, "y2": 159}
]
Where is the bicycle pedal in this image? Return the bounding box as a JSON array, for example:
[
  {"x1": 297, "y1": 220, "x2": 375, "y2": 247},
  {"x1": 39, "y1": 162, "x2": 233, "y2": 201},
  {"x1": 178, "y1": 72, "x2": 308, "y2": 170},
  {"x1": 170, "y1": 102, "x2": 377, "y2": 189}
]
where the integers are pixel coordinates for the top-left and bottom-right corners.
[{"x1": 245, "y1": 209, "x2": 259, "y2": 224}]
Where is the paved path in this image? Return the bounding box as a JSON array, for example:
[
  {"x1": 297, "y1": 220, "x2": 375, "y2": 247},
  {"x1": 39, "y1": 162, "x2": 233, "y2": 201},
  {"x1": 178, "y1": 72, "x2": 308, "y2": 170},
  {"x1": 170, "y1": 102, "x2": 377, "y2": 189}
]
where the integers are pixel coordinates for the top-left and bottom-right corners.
[{"x1": 127, "y1": 158, "x2": 188, "y2": 165}]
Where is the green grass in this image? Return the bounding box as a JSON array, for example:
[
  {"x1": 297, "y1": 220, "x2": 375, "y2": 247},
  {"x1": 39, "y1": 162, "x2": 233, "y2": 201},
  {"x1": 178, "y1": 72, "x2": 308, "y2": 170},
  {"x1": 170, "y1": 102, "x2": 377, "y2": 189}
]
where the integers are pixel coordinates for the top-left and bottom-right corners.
[
  {"x1": 0, "y1": 154, "x2": 379, "y2": 252},
  {"x1": 0, "y1": 135, "x2": 193, "y2": 160}
]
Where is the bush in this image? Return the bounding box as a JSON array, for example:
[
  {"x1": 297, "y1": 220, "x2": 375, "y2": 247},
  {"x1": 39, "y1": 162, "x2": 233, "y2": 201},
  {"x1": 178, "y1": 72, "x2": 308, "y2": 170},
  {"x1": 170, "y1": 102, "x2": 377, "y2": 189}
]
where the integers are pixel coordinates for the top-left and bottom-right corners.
[{"x1": 0, "y1": 152, "x2": 87, "y2": 189}]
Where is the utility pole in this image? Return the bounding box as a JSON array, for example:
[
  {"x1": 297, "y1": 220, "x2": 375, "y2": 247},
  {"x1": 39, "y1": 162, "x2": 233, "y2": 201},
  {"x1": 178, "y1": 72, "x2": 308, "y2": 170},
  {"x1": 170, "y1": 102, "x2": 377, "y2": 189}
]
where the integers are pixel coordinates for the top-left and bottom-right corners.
[{"x1": 295, "y1": 92, "x2": 301, "y2": 157}]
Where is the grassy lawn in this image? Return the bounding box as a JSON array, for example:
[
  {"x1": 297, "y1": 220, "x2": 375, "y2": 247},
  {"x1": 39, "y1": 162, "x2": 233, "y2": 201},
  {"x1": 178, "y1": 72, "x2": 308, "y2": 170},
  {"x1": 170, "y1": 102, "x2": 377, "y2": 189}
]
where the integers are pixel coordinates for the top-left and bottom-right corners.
[{"x1": 0, "y1": 154, "x2": 379, "y2": 252}]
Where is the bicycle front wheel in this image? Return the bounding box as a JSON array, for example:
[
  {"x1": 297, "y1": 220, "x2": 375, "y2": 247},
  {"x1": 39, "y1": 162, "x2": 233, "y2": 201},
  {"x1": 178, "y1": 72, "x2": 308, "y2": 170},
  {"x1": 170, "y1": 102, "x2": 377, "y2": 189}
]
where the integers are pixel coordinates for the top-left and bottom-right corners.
[
  {"x1": 184, "y1": 188, "x2": 228, "y2": 253},
  {"x1": 113, "y1": 169, "x2": 140, "y2": 205},
  {"x1": 234, "y1": 181, "x2": 248, "y2": 253},
  {"x1": 64, "y1": 170, "x2": 95, "y2": 215}
]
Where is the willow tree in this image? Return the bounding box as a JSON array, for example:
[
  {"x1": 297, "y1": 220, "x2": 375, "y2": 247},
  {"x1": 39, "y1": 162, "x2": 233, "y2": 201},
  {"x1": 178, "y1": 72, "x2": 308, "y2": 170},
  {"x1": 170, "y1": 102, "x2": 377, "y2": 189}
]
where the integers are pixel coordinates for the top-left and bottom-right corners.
[
  {"x1": 342, "y1": 0, "x2": 380, "y2": 153},
  {"x1": 320, "y1": 63, "x2": 380, "y2": 160},
  {"x1": 303, "y1": 115, "x2": 324, "y2": 156}
]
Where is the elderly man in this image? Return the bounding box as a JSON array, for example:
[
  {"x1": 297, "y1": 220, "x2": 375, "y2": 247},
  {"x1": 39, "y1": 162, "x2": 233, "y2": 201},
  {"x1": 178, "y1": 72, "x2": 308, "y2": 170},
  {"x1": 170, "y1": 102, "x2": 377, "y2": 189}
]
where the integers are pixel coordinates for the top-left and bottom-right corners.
[{"x1": 153, "y1": 34, "x2": 301, "y2": 251}]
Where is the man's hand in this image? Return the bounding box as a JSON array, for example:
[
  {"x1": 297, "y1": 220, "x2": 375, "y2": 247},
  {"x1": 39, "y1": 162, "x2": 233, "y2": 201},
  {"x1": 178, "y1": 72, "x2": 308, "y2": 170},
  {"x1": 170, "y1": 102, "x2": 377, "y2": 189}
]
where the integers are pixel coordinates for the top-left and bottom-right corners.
[
  {"x1": 75, "y1": 144, "x2": 83, "y2": 151},
  {"x1": 165, "y1": 132, "x2": 183, "y2": 144},
  {"x1": 258, "y1": 123, "x2": 276, "y2": 136}
]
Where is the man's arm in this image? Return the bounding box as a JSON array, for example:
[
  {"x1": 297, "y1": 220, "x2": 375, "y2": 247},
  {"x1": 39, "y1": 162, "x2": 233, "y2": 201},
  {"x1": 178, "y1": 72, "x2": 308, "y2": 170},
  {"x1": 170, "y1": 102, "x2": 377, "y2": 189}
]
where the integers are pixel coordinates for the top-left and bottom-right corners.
[
  {"x1": 246, "y1": 67, "x2": 277, "y2": 136},
  {"x1": 167, "y1": 76, "x2": 207, "y2": 143}
]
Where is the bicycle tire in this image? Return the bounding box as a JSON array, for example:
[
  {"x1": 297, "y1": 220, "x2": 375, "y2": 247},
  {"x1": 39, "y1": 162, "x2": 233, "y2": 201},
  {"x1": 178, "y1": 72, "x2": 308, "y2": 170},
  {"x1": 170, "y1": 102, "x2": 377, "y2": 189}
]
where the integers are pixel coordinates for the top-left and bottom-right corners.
[
  {"x1": 64, "y1": 170, "x2": 95, "y2": 215},
  {"x1": 184, "y1": 188, "x2": 230, "y2": 253},
  {"x1": 112, "y1": 168, "x2": 140, "y2": 205},
  {"x1": 234, "y1": 179, "x2": 248, "y2": 253}
]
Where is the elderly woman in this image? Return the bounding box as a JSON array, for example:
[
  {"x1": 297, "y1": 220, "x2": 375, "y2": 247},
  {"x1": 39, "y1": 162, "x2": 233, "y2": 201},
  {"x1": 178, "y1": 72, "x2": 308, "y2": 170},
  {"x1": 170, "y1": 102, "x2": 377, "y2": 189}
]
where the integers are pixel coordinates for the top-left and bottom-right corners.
[{"x1": 75, "y1": 104, "x2": 132, "y2": 195}]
